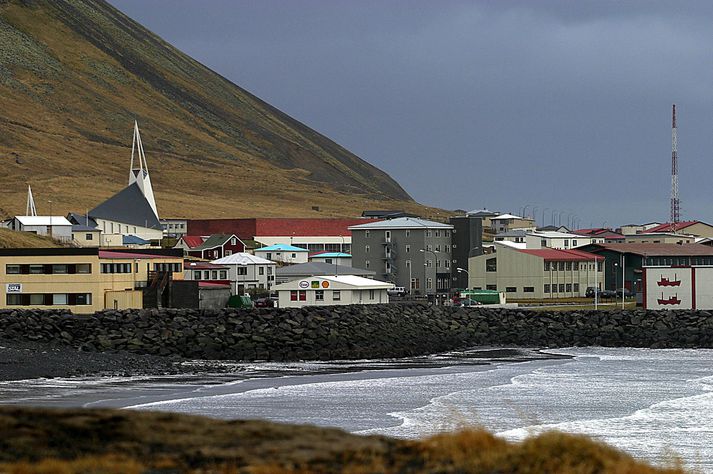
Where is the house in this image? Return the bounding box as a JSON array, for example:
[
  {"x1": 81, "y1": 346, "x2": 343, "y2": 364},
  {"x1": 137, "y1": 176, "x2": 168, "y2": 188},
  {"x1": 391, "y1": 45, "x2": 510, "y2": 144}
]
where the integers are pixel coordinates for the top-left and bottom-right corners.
[
  {"x1": 196, "y1": 282, "x2": 231, "y2": 309},
  {"x1": 274, "y1": 275, "x2": 393, "y2": 308},
  {"x1": 572, "y1": 228, "x2": 624, "y2": 244},
  {"x1": 186, "y1": 218, "x2": 366, "y2": 254},
  {"x1": 623, "y1": 233, "x2": 695, "y2": 245},
  {"x1": 174, "y1": 235, "x2": 205, "y2": 251},
  {"x1": 71, "y1": 225, "x2": 102, "y2": 247},
  {"x1": 619, "y1": 222, "x2": 661, "y2": 235},
  {"x1": 160, "y1": 218, "x2": 188, "y2": 238},
  {"x1": 181, "y1": 234, "x2": 244, "y2": 260},
  {"x1": 350, "y1": 217, "x2": 453, "y2": 295},
  {"x1": 275, "y1": 261, "x2": 374, "y2": 284},
  {"x1": 210, "y1": 253, "x2": 276, "y2": 294},
  {"x1": 0, "y1": 248, "x2": 185, "y2": 312},
  {"x1": 184, "y1": 261, "x2": 230, "y2": 284},
  {"x1": 254, "y1": 244, "x2": 309, "y2": 264},
  {"x1": 524, "y1": 231, "x2": 592, "y2": 249},
  {"x1": 490, "y1": 214, "x2": 536, "y2": 234},
  {"x1": 642, "y1": 221, "x2": 713, "y2": 239},
  {"x1": 468, "y1": 243, "x2": 604, "y2": 299},
  {"x1": 578, "y1": 243, "x2": 713, "y2": 295},
  {"x1": 309, "y1": 251, "x2": 352, "y2": 266},
  {"x1": 7, "y1": 216, "x2": 73, "y2": 242}
]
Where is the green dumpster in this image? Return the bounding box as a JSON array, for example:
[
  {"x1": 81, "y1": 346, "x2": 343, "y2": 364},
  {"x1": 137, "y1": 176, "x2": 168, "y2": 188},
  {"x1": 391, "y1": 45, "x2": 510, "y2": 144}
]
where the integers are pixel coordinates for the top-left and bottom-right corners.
[
  {"x1": 460, "y1": 290, "x2": 502, "y2": 305},
  {"x1": 227, "y1": 295, "x2": 254, "y2": 308}
]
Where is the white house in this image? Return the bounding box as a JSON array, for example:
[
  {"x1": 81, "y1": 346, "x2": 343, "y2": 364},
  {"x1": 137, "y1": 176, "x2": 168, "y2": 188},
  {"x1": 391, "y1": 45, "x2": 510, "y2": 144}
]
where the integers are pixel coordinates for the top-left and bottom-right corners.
[
  {"x1": 9, "y1": 216, "x2": 72, "y2": 242},
  {"x1": 524, "y1": 231, "x2": 593, "y2": 250},
  {"x1": 211, "y1": 253, "x2": 276, "y2": 294},
  {"x1": 254, "y1": 244, "x2": 309, "y2": 264},
  {"x1": 274, "y1": 275, "x2": 393, "y2": 308},
  {"x1": 309, "y1": 251, "x2": 352, "y2": 266}
]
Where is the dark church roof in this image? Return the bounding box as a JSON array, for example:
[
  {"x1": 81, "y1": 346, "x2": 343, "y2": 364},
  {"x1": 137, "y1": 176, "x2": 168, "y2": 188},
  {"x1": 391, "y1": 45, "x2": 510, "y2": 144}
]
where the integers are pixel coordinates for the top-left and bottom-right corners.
[{"x1": 89, "y1": 183, "x2": 161, "y2": 229}]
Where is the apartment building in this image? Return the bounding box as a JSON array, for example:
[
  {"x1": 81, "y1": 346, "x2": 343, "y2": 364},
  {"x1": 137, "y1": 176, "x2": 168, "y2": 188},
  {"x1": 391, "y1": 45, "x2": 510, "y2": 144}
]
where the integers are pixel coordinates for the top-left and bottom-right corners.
[
  {"x1": 349, "y1": 217, "x2": 453, "y2": 295},
  {"x1": 468, "y1": 243, "x2": 604, "y2": 299},
  {"x1": 0, "y1": 248, "x2": 184, "y2": 312}
]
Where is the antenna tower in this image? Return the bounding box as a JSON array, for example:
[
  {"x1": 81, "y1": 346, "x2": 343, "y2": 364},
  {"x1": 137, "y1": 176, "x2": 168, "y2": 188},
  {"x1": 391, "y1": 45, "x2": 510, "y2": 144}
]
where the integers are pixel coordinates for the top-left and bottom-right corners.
[{"x1": 670, "y1": 104, "x2": 680, "y2": 228}]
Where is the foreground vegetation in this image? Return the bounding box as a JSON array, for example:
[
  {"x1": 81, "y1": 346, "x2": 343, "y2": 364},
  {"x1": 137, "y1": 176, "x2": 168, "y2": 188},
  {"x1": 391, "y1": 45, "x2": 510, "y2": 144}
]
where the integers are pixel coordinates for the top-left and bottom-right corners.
[
  {"x1": 0, "y1": 407, "x2": 686, "y2": 473},
  {"x1": 0, "y1": 228, "x2": 63, "y2": 248}
]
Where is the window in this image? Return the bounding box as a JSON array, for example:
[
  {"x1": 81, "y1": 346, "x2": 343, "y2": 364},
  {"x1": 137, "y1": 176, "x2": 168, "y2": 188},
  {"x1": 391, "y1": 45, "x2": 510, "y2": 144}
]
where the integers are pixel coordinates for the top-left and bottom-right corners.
[
  {"x1": 445, "y1": 245, "x2": 450, "y2": 253},
  {"x1": 52, "y1": 294, "x2": 68, "y2": 305},
  {"x1": 237, "y1": 267, "x2": 247, "y2": 275},
  {"x1": 544, "y1": 262, "x2": 550, "y2": 271},
  {"x1": 564, "y1": 239, "x2": 569, "y2": 248},
  {"x1": 267, "y1": 267, "x2": 273, "y2": 275},
  {"x1": 544, "y1": 284, "x2": 550, "y2": 293},
  {"x1": 316, "y1": 290, "x2": 324, "y2": 301},
  {"x1": 365, "y1": 245, "x2": 370, "y2": 253},
  {"x1": 333, "y1": 290, "x2": 341, "y2": 301},
  {"x1": 559, "y1": 283, "x2": 565, "y2": 293},
  {"x1": 29, "y1": 265, "x2": 43, "y2": 274},
  {"x1": 211, "y1": 271, "x2": 218, "y2": 280},
  {"x1": 426, "y1": 230, "x2": 432, "y2": 237},
  {"x1": 406, "y1": 245, "x2": 411, "y2": 253},
  {"x1": 506, "y1": 287, "x2": 516, "y2": 293},
  {"x1": 30, "y1": 294, "x2": 44, "y2": 305},
  {"x1": 290, "y1": 290, "x2": 298, "y2": 301},
  {"x1": 436, "y1": 245, "x2": 441, "y2": 252},
  {"x1": 426, "y1": 259, "x2": 432, "y2": 268},
  {"x1": 573, "y1": 283, "x2": 580, "y2": 292},
  {"x1": 566, "y1": 262, "x2": 571, "y2": 271},
  {"x1": 193, "y1": 271, "x2": 201, "y2": 280},
  {"x1": 486, "y1": 258, "x2": 497, "y2": 272},
  {"x1": 203, "y1": 270, "x2": 210, "y2": 279},
  {"x1": 406, "y1": 230, "x2": 410, "y2": 237},
  {"x1": 541, "y1": 239, "x2": 547, "y2": 247},
  {"x1": 6, "y1": 265, "x2": 20, "y2": 274},
  {"x1": 259, "y1": 267, "x2": 264, "y2": 275},
  {"x1": 573, "y1": 240, "x2": 577, "y2": 247},
  {"x1": 435, "y1": 230, "x2": 440, "y2": 237},
  {"x1": 427, "y1": 244, "x2": 433, "y2": 251},
  {"x1": 219, "y1": 270, "x2": 227, "y2": 279},
  {"x1": 365, "y1": 230, "x2": 370, "y2": 238},
  {"x1": 385, "y1": 231, "x2": 391, "y2": 241},
  {"x1": 552, "y1": 262, "x2": 557, "y2": 272},
  {"x1": 486, "y1": 284, "x2": 497, "y2": 290},
  {"x1": 559, "y1": 262, "x2": 565, "y2": 271},
  {"x1": 299, "y1": 290, "x2": 307, "y2": 301},
  {"x1": 412, "y1": 278, "x2": 419, "y2": 289},
  {"x1": 76, "y1": 264, "x2": 91, "y2": 274},
  {"x1": 445, "y1": 260, "x2": 450, "y2": 269},
  {"x1": 597, "y1": 261, "x2": 603, "y2": 272},
  {"x1": 566, "y1": 283, "x2": 572, "y2": 292},
  {"x1": 291, "y1": 253, "x2": 296, "y2": 258},
  {"x1": 445, "y1": 230, "x2": 450, "y2": 237},
  {"x1": 86, "y1": 233, "x2": 93, "y2": 241},
  {"x1": 266, "y1": 253, "x2": 272, "y2": 260},
  {"x1": 6, "y1": 294, "x2": 22, "y2": 305},
  {"x1": 427, "y1": 278, "x2": 433, "y2": 289},
  {"x1": 524, "y1": 287, "x2": 534, "y2": 293},
  {"x1": 226, "y1": 250, "x2": 232, "y2": 256},
  {"x1": 231, "y1": 238, "x2": 237, "y2": 245},
  {"x1": 365, "y1": 260, "x2": 370, "y2": 269},
  {"x1": 325, "y1": 258, "x2": 333, "y2": 264}
]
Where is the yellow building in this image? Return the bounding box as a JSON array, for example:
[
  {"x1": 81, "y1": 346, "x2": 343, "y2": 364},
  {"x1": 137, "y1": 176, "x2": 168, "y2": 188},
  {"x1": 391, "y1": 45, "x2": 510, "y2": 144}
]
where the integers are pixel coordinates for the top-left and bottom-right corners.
[{"x1": 0, "y1": 248, "x2": 184, "y2": 313}]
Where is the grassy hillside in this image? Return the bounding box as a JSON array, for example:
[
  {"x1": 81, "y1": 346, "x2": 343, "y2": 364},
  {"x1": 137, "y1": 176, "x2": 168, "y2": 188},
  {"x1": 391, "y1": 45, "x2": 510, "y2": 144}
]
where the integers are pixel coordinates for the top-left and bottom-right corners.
[
  {"x1": 0, "y1": 228, "x2": 62, "y2": 248},
  {"x1": 0, "y1": 0, "x2": 441, "y2": 219},
  {"x1": 0, "y1": 407, "x2": 686, "y2": 473}
]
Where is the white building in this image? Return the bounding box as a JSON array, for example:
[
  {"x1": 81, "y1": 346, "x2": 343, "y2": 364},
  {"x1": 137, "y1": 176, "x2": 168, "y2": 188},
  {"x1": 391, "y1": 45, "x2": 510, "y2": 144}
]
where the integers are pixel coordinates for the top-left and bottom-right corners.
[
  {"x1": 524, "y1": 231, "x2": 593, "y2": 249},
  {"x1": 8, "y1": 216, "x2": 72, "y2": 242},
  {"x1": 309, "y1": 251, "x2": 352, "y2": 266},
  {"x1": 274, "y1": 275, "x2": 393, "y2": 308},
  {"x1": 490, "y1": 214, "x2": 536, "y2": 234},
  {"x1": 211, "y1": 253, "x2": 276, "y2": 294},
  {"x1": 254, "y1": 244, "x2": 309, "y2": 264}
]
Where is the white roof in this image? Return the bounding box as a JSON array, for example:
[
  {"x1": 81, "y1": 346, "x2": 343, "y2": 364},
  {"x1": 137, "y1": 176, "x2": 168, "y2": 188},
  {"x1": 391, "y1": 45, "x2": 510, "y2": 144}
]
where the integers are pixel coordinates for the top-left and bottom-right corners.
[
  {"x1": 349, "y1": 217, "x2": 452, "y2": 230},
  {"x1": 528, "y1": 231, "x2": 584, "y2": 239},
  {"x1": 496, "y1": 240, "x2": 527, "y2": 249},
  {"x1": 492, "y1": 213, "x2": 530, "y2": 220},
  {"x1": 274, "y1": 274, "x2": 394, "y2": 290},
  {"x1": 211, "y1": 253, "x2": 274, "y2": 265},
  {"x1": 15, "y1": 216, "x2": 72, "y2": 226}
]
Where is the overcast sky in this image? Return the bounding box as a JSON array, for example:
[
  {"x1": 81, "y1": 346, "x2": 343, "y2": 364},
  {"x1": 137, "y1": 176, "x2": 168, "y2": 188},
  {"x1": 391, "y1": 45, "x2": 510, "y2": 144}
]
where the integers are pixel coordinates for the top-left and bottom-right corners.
[{"x1": 109, "y1": 1, "x2": 713, "y2": 228}]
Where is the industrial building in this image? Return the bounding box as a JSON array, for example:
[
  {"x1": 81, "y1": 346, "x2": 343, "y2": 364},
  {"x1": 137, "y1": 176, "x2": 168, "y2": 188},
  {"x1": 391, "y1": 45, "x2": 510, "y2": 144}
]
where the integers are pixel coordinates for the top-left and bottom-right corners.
[{"x1": 274, "y1": 275, "x2": 392, "y2": 308}]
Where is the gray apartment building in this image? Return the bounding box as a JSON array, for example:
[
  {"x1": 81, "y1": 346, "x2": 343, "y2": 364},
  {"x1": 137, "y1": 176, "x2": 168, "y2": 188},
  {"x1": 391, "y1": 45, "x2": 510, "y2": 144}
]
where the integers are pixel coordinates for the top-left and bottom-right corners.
[{"x1": 349, "y1": 217, "x2": 454, "y2": 295}]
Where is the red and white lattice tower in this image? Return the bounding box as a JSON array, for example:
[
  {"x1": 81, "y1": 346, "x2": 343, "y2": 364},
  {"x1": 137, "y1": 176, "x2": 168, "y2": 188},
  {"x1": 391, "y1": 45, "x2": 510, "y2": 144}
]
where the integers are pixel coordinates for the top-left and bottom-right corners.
[{"x1": 670, "y1": 104, "x2": 680, "y2": 228}]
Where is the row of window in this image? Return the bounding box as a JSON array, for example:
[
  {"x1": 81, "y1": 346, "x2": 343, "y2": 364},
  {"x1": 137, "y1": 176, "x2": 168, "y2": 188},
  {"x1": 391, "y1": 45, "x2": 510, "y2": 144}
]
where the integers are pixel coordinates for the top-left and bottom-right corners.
[
  {"x1": 643, "y1": 257, "x2": 713, "y2": 266},
  {"x1": 289, "y1": 290, "x2": 342, "y2": 301},
  {"x1": 6, "y1": 293, "x2": 93, "y2": 306},
  {"x1": 6, "y1": 264, "x2": 92, "y2": 275},
  {"x1": 101, "y1": 262, "x2": 183, "y2": 274},
  {"x1": 505, "y1": 287, "x2": 535, "y2": 293},
  {"x1": 363, "y1": 229, "x2": 451, "y2": 238},
  {"x1": 544, "y1": 283, "x2": 580, "y2": 294},
  {"x1": 544, "y1": 261, "x2": 602, "y2": 272},
  {"x1": 365, "y1": 245, "x2": 453, "y2": 254},
  {"x1": 194, "y1": 270, "x2": 228, "y2": 280}
]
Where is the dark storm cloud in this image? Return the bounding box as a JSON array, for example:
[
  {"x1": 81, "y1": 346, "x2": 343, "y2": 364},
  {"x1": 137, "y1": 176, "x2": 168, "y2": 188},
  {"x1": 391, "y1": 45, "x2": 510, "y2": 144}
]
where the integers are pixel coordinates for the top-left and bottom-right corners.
[{"x1": 109, "y1": 1, "x2": 713, "y2": 226}]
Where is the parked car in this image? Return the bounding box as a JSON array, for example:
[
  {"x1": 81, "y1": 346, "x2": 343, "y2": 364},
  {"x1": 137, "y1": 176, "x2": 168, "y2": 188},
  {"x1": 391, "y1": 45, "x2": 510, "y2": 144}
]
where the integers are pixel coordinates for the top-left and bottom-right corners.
[
  {"x1": 254, "y1": 297, "x2": 274, "y2": 308},
  {"x1": 616, "y1": 288, "x2": 633, "y2": 298},
  {"x1": 585, "y1": 287, "x2": 597, "y2": 298},
  {"x1": 600, "y1": 289, "x2": 617, "y2": 299},
  {"x1": 387, "y1": 286, "x2": 407, "y2": 297},
  {"x1": 457, "y1": 298, "x2": 482, "y2": 307}
]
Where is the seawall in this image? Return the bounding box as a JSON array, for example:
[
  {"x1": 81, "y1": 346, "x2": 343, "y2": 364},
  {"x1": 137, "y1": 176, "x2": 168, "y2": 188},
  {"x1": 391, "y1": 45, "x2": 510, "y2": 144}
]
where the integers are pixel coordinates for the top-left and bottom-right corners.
[{"x1": 1, "y1": 305, "x2": 712, "y2": 361}]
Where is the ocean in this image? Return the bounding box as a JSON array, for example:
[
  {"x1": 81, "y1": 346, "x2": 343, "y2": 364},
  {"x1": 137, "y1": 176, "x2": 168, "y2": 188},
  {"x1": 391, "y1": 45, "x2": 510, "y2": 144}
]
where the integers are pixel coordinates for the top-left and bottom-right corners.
[{"x1": 1, "y1": 347, "x2": 711, "y2": 472}]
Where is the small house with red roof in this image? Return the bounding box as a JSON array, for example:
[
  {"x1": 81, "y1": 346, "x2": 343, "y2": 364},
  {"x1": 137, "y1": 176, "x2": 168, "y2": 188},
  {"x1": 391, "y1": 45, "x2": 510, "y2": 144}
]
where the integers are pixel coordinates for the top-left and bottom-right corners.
[
  {"x1": 175, "y1": 234, "x2": 245, "y2": 260},
  {"x1": 468, "y1": 242, "x2": 605, "y2": 299},
  {"x1": 572, "y1": 228, "x2": 624, "y2": 243}
]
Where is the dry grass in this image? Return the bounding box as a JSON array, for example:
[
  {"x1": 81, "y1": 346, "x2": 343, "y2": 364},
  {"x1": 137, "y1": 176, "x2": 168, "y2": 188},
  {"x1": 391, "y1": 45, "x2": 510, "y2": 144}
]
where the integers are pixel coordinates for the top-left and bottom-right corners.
[
  {"x1": 0, "y1": 407, "x2": 688, "y2": 473},
  {"x1": 0, "y1": 228, "x2": 63, "y2": 248}
]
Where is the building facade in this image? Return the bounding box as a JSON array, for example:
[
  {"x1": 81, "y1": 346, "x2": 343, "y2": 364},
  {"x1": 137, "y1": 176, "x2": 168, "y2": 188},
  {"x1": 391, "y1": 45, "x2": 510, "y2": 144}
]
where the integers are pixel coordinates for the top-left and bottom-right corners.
[
  {"x1": 211, "y1": 253, "x2": 276, "y2": 294},
  {"x1": 468, "y1": 244, "x2": 604, "y2": 299},
  {"x1": 349, "y1": 217, "x2": 453, "y2": 295},
  {"x1": 450, "y1": 215, "x2": 484, "y2": 289},
  {"x1": 274, "y1": 275, "x2": 392, "y2": 308},
  {"x1": 254, "y1": 244, "x2": 309, "y2": 264}
]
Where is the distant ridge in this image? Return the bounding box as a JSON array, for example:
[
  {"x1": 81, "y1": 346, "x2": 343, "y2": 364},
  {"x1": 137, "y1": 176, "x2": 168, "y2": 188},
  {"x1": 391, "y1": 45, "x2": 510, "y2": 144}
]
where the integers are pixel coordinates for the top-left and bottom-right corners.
[{"x1": 0, "y1": 0, "x2": 433, "y2": 219}]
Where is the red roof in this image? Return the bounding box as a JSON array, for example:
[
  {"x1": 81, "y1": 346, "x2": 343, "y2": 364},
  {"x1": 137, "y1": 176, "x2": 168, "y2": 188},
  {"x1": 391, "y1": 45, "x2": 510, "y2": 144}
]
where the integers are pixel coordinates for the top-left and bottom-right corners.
[
  {"x1": 644, "y1": 221, "x2": 700, "y2": 233},
  {"x1": 187, "y1": 218, "x2": 374, "y2": 239},
  {"x1": 198, "y1": 281, "x2": 231, "y2": 288},
  {"x1": 180, "y1": 236, "x2": 205, "y2": 248},
  {"x1": 99, "y1": 251, "x2": 177, "y2": 260},
  {"x1": 573, "y1": 228, "x2": 624, "y2": 240},
  {"x1": 519, "y1": 248, "x2": 604, "y2": 261}
]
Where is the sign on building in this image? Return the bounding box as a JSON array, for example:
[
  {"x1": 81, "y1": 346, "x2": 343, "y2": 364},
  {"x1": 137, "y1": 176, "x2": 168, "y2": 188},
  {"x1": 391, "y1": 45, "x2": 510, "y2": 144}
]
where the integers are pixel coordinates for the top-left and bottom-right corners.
[
  {"x1": 644, "y1": 266, "x2": 713, "y2": 310},
  {"x1": 6, "y1": 283, "x2": 21, "y2": 293}
]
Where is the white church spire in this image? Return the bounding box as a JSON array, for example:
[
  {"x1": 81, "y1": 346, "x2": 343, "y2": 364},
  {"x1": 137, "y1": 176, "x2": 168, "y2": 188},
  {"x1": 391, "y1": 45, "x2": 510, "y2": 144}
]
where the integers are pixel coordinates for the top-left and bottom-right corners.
[
  {"x1": 128, "y1": 121, "x2": 159, "y2": 219},
  {"x1": 26, "y1": 185, "x2": 37, "y2": 216}
]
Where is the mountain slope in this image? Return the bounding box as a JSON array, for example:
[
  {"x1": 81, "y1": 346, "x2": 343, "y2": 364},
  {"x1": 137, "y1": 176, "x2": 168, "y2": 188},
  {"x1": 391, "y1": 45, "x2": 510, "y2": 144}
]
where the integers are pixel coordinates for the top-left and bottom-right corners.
[{"x1": 0, "y1": 0, "x2": 432, "y2": 219}]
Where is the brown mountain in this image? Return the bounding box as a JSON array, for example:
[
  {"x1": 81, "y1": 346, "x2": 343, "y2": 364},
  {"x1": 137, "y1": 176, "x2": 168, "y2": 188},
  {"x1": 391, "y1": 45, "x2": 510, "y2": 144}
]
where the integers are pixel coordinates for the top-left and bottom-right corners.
[{"x1": 0, "y1": 0, "x2": 436, "y2": 219}]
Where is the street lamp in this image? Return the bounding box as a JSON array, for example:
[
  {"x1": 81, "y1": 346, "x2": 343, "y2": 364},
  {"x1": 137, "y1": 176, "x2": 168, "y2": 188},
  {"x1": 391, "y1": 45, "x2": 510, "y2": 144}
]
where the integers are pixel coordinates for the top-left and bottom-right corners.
[
  {"x1": 48, "y1": 200, "x2": 53, "y2": 238},
  {"x1": 456, "y1": 267, "x2": 469, "y2": 289},
  {"x1": 420, "y1": 248, "x2": 439, "y2": 304}
]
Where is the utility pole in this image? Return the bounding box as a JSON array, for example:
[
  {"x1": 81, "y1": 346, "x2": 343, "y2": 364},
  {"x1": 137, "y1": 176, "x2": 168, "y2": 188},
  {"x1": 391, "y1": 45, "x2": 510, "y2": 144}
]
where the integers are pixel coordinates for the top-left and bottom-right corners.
[{"x1": 671, "y1": 104, "x2": 680, "y2": 231}]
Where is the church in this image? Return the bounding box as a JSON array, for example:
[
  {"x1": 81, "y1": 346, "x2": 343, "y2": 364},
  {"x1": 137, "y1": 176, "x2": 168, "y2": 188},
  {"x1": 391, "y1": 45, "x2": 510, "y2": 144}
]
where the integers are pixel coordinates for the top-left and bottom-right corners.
[{"x1": 68, "y1": 122, "x2": 163, "y2": 242}]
